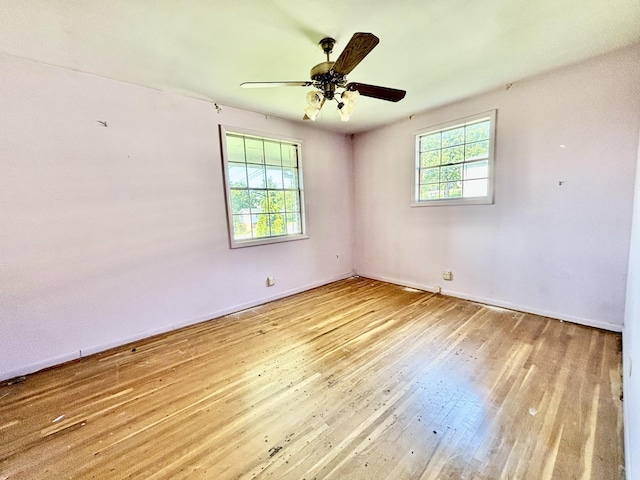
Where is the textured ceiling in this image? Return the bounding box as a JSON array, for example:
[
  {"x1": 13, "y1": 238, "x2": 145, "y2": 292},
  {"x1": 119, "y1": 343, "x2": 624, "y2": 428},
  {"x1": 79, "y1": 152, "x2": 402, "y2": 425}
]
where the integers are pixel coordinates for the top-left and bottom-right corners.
[{"x1": 1, "y1": 0, "x2": 639, "y2": 133}]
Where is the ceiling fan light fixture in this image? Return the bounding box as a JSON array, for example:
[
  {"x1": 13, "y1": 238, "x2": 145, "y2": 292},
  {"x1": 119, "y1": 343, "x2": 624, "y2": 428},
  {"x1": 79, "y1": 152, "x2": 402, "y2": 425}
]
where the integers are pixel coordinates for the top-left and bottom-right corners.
[
  {"x1": 338, "y1": 103, "x2": 354, "y2": 121},
  {"x1": 341, "y1": 89, "x2": 360, "y2": 107},
  {"x1": 304, "y1": 90, "x2": 324, "y2": 121},
  {"x1": 304, "y1": 106, "x2": 320, "y2": 121},
  {"x1": 338, "y1": 89, "x2": 359, "y2": 121},
  {"x1": 338, "y1": 108, "x2": 351, "y2": 122},
  {"x1": 306, "y1": 90, "x2": 324, "y2": 108}
]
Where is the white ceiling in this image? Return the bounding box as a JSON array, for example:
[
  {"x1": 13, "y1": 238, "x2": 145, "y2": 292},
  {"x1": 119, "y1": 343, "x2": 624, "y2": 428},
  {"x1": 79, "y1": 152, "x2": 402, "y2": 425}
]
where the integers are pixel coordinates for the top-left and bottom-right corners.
[{"x1": 1, "y1": 0, "x2": 639, "y2": 133}]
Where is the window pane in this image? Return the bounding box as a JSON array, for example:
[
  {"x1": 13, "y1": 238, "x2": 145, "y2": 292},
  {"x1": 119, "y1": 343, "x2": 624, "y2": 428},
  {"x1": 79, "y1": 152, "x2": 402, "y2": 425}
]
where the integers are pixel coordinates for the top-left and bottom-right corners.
[
  {"x1": 441, "y1": 181, "x2": 462, "y2": 198},
  {"x1": 420, "y1": 150, "x2": 440, "y2": 168},
  {"x1": 440, "y1": 164, "x2": 462, "y2": 182},
  {"x1": 465, "y1": 120, "x2": 490, "y2": 143},
  {"x1": 420, "y1": 132, "x2": 441, "y2": 152},
  {"x1": 441, "y1": 145, "x2": 464, "y2": 165},
  {"x1": 286, "y1": 213, "x2": 301, "y2": 234},
  {"x1": 442, "y1": 127, "x2": 465, "y2": 147},
  {"x1": 463, "y1": 178, "x2": 488, "y2": 198},
  {"x1": 233, "y1": 214, "x2": 252, "y2": 239},
  {"x1": 420, "y1": 167, "x2": 440, "y2": 184},
  {"x1": 464, "y1": 160, "x2": 489, "y2": 180},
  {"x1": 284, "y1": 190, "x2": 300, "y2": 212},
  {"x1": 245, "y1": 138, "x2": 264, "y2": 164},
  {"x1": 264, "y1": 141, "x2": 282, "y2": 166},
  {"x1": 226, "y1": 135, "x2": 245, "y2": 163},
  {"x1": 283, "y1": 167, "x2": 298, "y2": 189},
  {"x1": 265, "y1": 166, "x2": 283, "y2": 188},
  {"x1": 465, "y1": 140, "x2": 489, "y2": 161},
  {"x1": 249, "y1": 190, "x2": 266, "y2": 213},
  {"x1": 228, "y1": 163, "x2": 248, "y2": 187},
  {"x1": 229, "y1": 189, "x2": 250, "y2": 214},
  {"x1": 268, "y1": 191, "x2": 285, "y2": 213},
  {"x1": 247, "y1": 164, "x2": 265, "y2": 188},
  {"x1": 420, "y1": 183, "x2": 440, "y2": 200},
  {"x1": 281, "y1": 144, "x2": 297, "y2": 167},
  {"x1": 269, "y1": 214, "x2": 286, "y2": 235},
  {"x1": 254, "y1": 214, "x2": 270, "y2": 237}
]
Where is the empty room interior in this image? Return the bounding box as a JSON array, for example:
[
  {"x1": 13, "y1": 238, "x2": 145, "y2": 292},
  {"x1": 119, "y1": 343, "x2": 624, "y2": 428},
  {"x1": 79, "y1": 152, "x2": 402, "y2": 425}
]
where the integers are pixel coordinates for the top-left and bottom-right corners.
[{"x1": 1, "y1": 1, "x2": 640, "y2": 479}]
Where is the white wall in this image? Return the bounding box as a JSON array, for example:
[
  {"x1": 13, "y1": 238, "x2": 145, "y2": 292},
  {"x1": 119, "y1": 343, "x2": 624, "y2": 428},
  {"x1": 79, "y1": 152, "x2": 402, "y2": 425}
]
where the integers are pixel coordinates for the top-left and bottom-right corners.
[
  {"x1": 0, "y1": 55, "x2": 355, "y2": 381},
  {"x1": 624, "y1": 131, "x2": 640, "y2": 480},
  {"x1": 353, "y1": 45, "x2": 640, "y2": 331}
]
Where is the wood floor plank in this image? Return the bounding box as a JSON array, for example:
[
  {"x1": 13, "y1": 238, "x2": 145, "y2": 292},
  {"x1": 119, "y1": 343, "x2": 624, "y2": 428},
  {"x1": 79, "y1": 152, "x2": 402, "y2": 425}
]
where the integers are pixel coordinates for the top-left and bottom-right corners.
[{"x1": 0, "y1": 277, "x2": 624, "y2": 479}]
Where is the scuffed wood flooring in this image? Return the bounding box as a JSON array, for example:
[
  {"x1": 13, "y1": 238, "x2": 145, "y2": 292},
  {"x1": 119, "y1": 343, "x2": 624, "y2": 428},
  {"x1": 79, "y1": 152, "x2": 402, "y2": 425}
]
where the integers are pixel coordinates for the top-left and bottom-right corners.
[{"x1": 0, "y1": 277, "x2": 624, "y2": 479}]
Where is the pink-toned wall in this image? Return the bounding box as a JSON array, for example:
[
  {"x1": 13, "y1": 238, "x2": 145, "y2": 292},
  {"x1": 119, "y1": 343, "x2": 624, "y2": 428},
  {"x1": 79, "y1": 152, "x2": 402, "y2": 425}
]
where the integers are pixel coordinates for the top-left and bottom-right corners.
[
  {"x1": 353, "y1": 45, "x2": 640, "y2": 331},
  {"x1": 2, "y1": 45, "x2": 639, "y2": 384},
  {"x1": 0, "y1": 55, "x2": 355, "y2": 381}
]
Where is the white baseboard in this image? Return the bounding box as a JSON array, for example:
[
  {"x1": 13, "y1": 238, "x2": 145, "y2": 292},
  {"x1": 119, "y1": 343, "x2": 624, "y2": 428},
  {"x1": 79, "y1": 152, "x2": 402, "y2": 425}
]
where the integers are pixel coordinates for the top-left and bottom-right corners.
[
  {"x1": 6, "y1": 269, "x2": 618, "y2": 382},
  {"x1": 356, "y1": 271, "x2": 623, "y2": 333},
  {"x1": 1, "y1": 271, "x2": 355, "y2": 382},
  {"x1": 1, "y1": 352, "x2": 80, "y2": 384}
]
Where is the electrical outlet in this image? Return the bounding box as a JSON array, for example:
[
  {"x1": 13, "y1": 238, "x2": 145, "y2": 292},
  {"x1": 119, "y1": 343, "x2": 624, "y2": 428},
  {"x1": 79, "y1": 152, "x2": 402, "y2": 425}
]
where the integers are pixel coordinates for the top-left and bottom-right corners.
[
  {"x1": 435, "y1": 286, "x2": 442, "y2": 294},
  {"x1": 442, "y1": 270, "x2": 452, "y2": 281},
  {"x1": 266, "y1": 276, "x2": 275, "y2": 287}
]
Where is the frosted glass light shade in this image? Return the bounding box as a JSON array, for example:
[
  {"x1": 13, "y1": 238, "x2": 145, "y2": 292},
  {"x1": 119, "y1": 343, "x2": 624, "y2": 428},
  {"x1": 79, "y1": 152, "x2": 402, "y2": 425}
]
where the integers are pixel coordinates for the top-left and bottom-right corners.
[
  {"x1": 338, "y1": 106, "x2": 353, "y2": 121},
  {"x1": 341, "y1": 90, "x2": 360, "y2": 107},
  {"x1": 304, "y1": 91, "x2": 324, "y2": 121},
  {"x1": 304, "y1": 106, "x2": 320, "y2": 120},
  {"x1": 338, "y1": 90, "x2": 359, "y2": 121},
  {"x1": 306, "y1": 91, "x2": 323, "y2": 107}
]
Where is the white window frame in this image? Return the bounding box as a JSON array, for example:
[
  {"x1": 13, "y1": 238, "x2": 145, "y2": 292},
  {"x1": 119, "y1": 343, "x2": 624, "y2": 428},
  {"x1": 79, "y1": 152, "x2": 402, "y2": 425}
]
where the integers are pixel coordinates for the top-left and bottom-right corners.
[
  {"x1": 412, "y1": 110, "x2": 496, "y2": 207},
  {"x1": 220, "y1": 125, "x2": 308, "y2": 248}
]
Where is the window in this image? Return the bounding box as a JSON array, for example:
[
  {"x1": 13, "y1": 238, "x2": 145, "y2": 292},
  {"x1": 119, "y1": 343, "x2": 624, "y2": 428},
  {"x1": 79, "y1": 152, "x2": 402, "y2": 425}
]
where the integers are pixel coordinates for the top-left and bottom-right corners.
[
  {"x1": 413, "y1": 110, "x2": 496, "y2": 206},
  {"x1": 220, "y1": 126, "x2": 307, "y2": 248}
]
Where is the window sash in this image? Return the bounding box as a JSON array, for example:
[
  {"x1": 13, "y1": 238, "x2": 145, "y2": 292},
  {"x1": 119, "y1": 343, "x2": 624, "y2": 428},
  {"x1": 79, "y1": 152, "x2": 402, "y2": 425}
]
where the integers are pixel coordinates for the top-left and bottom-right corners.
[
  {"x1": 220, "y1": 126, "x2": 308, "y2": 248},
  {"x1": 413, "y1": 110, "x2": 496, "y2": 207}
]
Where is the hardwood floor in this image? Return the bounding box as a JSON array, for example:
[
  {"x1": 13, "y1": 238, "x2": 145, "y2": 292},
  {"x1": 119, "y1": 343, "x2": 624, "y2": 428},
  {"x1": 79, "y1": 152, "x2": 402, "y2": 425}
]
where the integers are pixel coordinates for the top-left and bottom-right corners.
[{"x1": 0, "y1": 278, "x2": 624, "y2": 479}]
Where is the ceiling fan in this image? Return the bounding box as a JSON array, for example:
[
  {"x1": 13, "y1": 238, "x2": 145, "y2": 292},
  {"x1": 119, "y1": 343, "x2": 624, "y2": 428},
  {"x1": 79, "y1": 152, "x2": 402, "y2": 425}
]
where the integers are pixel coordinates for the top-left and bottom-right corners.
[{"x1": 240, "y1": 33, "x2": 406, "y2": 122}]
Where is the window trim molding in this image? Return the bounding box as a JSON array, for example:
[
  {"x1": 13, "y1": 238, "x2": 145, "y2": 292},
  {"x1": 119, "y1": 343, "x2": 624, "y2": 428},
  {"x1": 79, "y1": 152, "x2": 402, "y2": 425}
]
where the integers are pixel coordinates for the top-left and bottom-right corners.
[
  {"x1": 219, "y1": 125, "x2": 309, "y2": 248},
  {"x1": 411, "y1": 109, "x2": 497, "y2": 207}
]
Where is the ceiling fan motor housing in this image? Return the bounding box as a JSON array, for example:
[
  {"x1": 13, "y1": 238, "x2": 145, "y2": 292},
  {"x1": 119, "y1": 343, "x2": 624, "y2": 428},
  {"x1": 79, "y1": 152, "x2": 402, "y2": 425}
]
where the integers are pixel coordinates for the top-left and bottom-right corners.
[{"x1": 310, "y1": 61, "x2": 346, "y2": 100}]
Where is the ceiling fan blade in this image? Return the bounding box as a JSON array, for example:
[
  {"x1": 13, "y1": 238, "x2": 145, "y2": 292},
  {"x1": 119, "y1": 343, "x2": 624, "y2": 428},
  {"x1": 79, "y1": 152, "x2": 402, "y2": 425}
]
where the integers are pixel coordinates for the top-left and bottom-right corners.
[
  {"x1": 345, "y1": 82, "x2": 406, "y2": 102},
  {"x1": 240, "y1": 81, "x2": 313, "y2": 88},
  {"x1": 332, "y1": 33, "x2": 379, "y2": 75}
]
